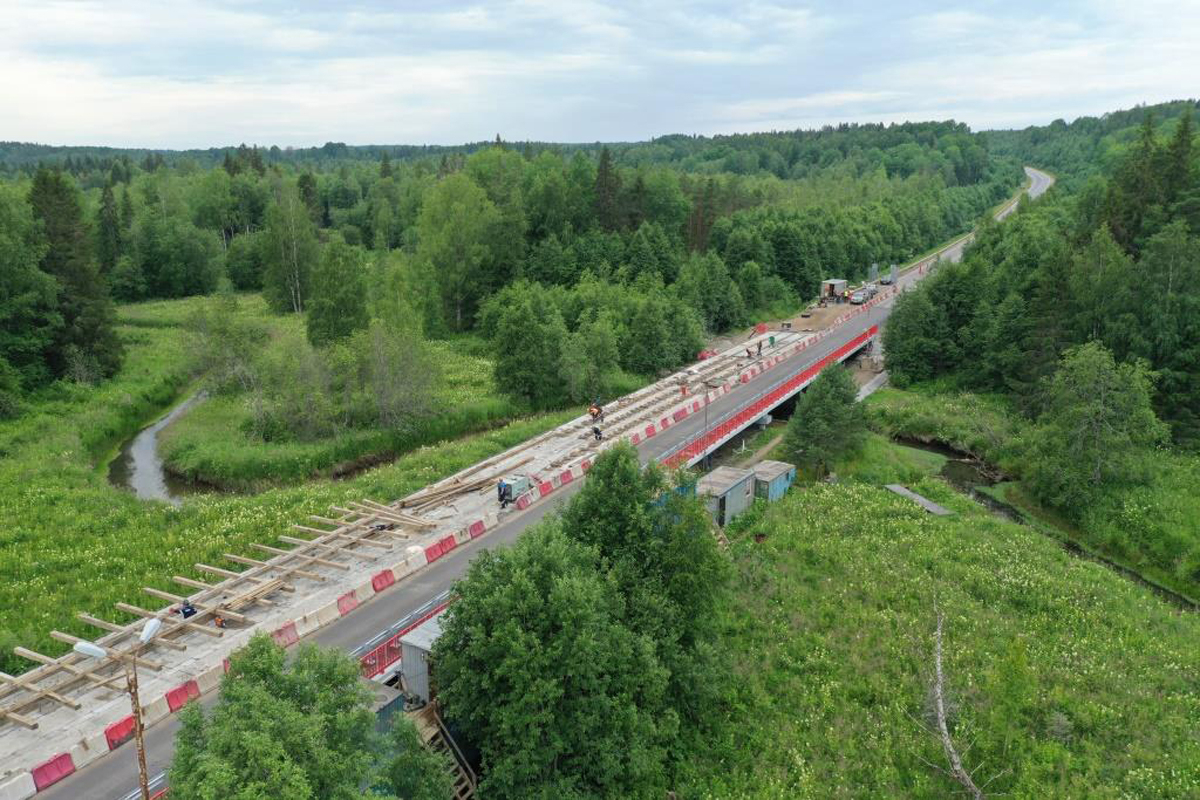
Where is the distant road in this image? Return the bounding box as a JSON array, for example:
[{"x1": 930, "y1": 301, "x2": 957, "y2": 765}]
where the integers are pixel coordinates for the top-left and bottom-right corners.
[{"x1": 41, "y1": 166, "x2": 1053, "y2": 800}]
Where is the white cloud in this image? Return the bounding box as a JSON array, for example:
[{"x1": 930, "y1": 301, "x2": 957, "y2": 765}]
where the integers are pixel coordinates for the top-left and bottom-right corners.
[{"x1": 0, "y1": 0, "x2": 1197, "y2": 147}]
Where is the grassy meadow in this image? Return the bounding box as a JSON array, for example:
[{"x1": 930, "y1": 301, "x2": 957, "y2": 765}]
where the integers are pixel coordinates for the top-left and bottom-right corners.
[{"x1": 682, "y1": 480, "x2": 1200, "y2": 799}]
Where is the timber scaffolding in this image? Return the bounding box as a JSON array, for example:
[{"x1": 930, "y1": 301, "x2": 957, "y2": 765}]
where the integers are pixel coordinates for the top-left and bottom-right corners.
[{"x1": 0, "y1": 324, "x2": 829, "y2": 789}]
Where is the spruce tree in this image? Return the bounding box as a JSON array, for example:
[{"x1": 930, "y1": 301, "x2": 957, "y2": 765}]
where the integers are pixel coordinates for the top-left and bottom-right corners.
[
  {"x1": 28, "y1": 169, "x2": 123, "y2": 379},
  {"x1": 594, "y1": 146, "x2": 622, "y2": 231},
  {"x1": 96, "y1": 183, "x2": 121, "y2": 273}
]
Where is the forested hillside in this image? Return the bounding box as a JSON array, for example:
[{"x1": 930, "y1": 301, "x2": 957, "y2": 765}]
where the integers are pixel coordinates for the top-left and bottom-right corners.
[{"x1": 884, "y1": 103, "x2": 1200, "y2": 599}]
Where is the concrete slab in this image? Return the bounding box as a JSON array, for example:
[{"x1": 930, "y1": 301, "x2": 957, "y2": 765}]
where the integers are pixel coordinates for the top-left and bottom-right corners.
[{"x1": 885, "y1": 484, "x2": 953, "y2": 516}]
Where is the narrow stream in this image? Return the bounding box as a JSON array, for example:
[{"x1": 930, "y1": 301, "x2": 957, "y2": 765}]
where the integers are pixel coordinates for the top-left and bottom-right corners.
[
  {"x1": 107, "y1": 392, "x2": 207, "y2": 505},
  {"x1": 897, "y1": 438, "x2": 1197, "y2": 611}
]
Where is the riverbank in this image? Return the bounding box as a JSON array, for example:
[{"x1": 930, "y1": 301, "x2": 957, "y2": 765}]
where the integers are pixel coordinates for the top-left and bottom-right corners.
[
  {"x1": 863, "y1": 386, "x2": 1200, "y2": 605},
  {"x1": 0, "y1": 301, "x2": 578, "y2": 673}
]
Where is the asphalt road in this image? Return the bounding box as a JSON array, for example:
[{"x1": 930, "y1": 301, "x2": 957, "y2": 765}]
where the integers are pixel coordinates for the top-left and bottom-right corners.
[{"x1": 43, "y1": 167, "x2": 1052, "y2": 800}]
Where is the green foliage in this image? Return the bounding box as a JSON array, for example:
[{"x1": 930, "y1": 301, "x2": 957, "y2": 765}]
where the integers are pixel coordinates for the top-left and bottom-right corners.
[
  {"x1": 170, "y1": 635, "x2": 377, "y2": 800},
  {"x1": 380, "y1": 716, "x2": 455, "y2": 800},
  {"x1": 417, "y1": 172, "x2": 498, "y2": 330},
  {"x1": 28, "y1": 167, "x2": 124, "y2": 379},
  {"x1": 224, "y1": 231, "x2": 266, "y2": 290},
  {"x1": 435, "y1": 524, "x2": 671, "y2": 800},
  {"x1": 306, "y1": 235, "x2": 369, "y2": 346},
  {"x1": 782, "y1": 365, "x2": 865, "y2": 477},
  {"x1": 262, "y1": 181, "x2": 319, "y2": 313},
  {"x1": 680, "y1": 482, "x2": 1200, "y2": 799},
  {"x1": 0, "y1": 182, "x2": 58, "y2": 390},
  {"x1": 1023, "y1": 342, "x2": 1168, "y2": 516}
]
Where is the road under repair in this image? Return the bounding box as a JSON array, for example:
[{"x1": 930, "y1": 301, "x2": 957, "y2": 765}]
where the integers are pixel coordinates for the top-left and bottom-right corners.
[{"x1": 17, "y1": 167, "x2": 1053, "y2": 800}]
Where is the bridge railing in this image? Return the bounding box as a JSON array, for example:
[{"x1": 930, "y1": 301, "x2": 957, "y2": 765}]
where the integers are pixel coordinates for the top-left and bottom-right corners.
[{"x1": 660, "y1": 325, "x2": 878, "y2": 469}]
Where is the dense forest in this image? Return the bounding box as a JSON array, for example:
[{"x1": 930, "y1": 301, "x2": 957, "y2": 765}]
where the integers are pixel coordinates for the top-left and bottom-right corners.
[{"x1": 0, "y1": 122, "x2": 1018, "y2": 429}]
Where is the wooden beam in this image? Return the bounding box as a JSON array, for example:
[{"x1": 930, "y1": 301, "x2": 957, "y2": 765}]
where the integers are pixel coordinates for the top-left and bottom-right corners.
[
  {"x1": 77, "y1": 613, "x2": 187, "y2": 652},
  {"x1": 290, "y1": 527, "x2": 391, "y2": 549},
  {"x1": 0, "y1": 670, "x2": 81, "y2": 710},
  {"x1": 141, "y1": 588, "x2": 249, "y2": 624},
  {"x1": 172, "y1": 575, "x2": 214, "y2": 591},
  {"x1": 251, "y1": 543, "x2": 349, "y2": 571},
  {"x1": 223, "y1": 552, "x2": 324, "y2": 581},
  {"x1": 48, "y1": 632, "x2": 162, "y2": 671},
  {"x1": 0, "y1": 703, "x2": 38, "y2": 728},
  {"x1": 279, "y1": 534, "x2": 379, "y2": 557},
  {"x1": 13, "y1": 647, "x2": 125, "y2": 692},
  {"x1": 115, "y1": 602, "x2": 223, "y2": 638},
  {"x1": 196, "y1": 564, "x2": 295, "y2": 592}
]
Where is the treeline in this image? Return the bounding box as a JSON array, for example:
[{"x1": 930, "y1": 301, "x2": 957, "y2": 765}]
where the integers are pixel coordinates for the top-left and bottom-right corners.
[
  {"x1": 990, "y1": 99, "x2": 1198, "y2": 188},
  {"x1": 0, "y1": 121, "x2": 1016, "y2": 418},
  {"x1": 885, "y1": 110, "x2": 1199, "y2": 511}
]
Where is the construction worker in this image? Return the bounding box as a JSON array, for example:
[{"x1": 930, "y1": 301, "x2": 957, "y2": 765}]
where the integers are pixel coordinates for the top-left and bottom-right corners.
[
  {"x1": 180, "y1": 601, "x2": 197, "y2": 619},
  {"x1": 497, "y1": 480, "x2": 511, "y2": 509},
  {"x1": 745, "y1": 347, "x2": 753, "y2": 359},
  {"x1": 213, "y1": 614, "x2": 227, "y2": 629},
  {"x1": 592, "y1": 425, "x2": 603, "y2": 442},
  {"x1": 757, "y1": 341, "x2": 763, "y2": 356}
]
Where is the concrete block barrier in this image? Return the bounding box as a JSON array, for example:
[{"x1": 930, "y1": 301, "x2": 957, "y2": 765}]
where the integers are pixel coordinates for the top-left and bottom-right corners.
[
  {"x1": 141, "y1": 696, "x2": 170, "y2": 726},
  {"x1": 271, "y1": 622, "x2": 299, "y2": 648},
  {"x1": 196, "y1": 664, "x2": 224, "y2": 695},
  {"x1": 0, "y1": 771, "x2": 35, "y2": 800}
]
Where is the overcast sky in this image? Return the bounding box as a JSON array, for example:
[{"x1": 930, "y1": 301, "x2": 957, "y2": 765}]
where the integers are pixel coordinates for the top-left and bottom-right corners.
[{"x1": 2, "y1": 0, "x2": 1197, "y2": 149}]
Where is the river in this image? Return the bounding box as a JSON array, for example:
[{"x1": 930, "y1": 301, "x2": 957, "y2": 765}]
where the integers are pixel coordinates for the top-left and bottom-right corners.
[{"x1": 107, "y1": 393, "x2": 206, "y2": 505}]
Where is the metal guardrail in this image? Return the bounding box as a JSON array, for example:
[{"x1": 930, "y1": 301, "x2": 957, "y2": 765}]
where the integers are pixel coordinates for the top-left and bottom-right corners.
[{"x1": 355, "y1": 591, "x2": 453, "y2": 679}]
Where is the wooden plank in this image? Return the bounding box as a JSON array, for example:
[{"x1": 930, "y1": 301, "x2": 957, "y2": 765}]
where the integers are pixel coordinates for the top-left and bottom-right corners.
[
  {"x1": 197, "y1": 563, "x2": 296, "y2": 591},
  {"x1": 290, "y1": 527, "x2": 391, "y2": 549},
  {"x1": 884, "y1": 484, "x2": 953, "y2": 516},
  {"x1": 115, "y1": 602, "x2": 223, "y2": 638},
  {"x1": 141, "y1": 588, "x2": 250, "y2": 623},
  {"x1": 77, "y1": 613, "x2": 187, "y2": 652},
  {"x1": 0, "y1": 670, "x2": 81, "y2": 710},
  {"x1": 48, "y1": 632, "x2": 162, "y2": 671},
  {"x1": 172, "y1": 575, "x2": 214, "y2": 591},
  {"x1": 278, "y1": 535, "x2": 378, "y2": 558},
  {"x1": 13, "y1": 647, "x2": 125, "y2": 692},
  {"x1": 223, "y1": 553, "x2": 325, "y2": 581},
  {"x1": 0, "y1": 703, "x2": 38, "y2": 728},
  {"x1": 251, "y1": 543, "x2": 350, "y2": 571}
]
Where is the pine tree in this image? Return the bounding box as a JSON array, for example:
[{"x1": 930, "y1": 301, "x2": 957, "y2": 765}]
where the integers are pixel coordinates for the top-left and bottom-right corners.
[
  {"x1": 379, "y1": 151, "x2": 393, "y2": 179},
  {"x1": 27, "y1": 168, "x2": 123, "y2": 379}
]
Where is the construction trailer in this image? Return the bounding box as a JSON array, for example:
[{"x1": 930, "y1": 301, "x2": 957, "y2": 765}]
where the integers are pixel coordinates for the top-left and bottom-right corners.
[
  {"x1": 400, "y1": 609, "x2": 447, "y2": 704},
  {"x1": 753, "y1": 460, "x2": 796, "y2": 502},
  {"x1": 821, "y1": 279, "x2": 848, "y2": 301},
  {"x1": 697, "y1": 466, "x2": 755, "y2": 526}
]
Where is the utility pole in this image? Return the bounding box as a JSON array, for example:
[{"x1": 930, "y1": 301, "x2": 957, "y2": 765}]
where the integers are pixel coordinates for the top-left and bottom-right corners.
[{"x1": 74, "y1": 618, "x2": 161, "y2": 800}]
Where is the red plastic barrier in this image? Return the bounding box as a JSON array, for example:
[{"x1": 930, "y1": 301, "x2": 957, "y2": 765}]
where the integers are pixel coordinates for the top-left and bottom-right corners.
[
  {"x1": 359, "y1": 599, "x2": 451, "y2": 679},
  {"x1": 672, "y1": 409, "x2": 687, "y2": 422},
  {"x1": 223, "y1": 657, "x2": 230, "y2": 673},
  {"x1": 662, "y1": 325, "x2": 878, "y2": 469},
  {"x1": 660, "y1": 416, "x2": 670, "y2": 429},
  {"x1": 630, "y1": 432, "x2": 641, "y2": 444},
  {"x1": 468, "y1": 519, "x2": 486, "y2": 538},
  {"x1": 151, "y1": 790, "x2": 169, "y2": 799},
  {"x1": 31, "y1": 753, "x2": 75, "y2": 791},
  {"x1": 516, "y1": 492, "x2": 532, "y2": 510},
  {"x1": 166, "y1": 680, "x2": 200, "y2": 713},
  {"x1": 439, "y1": 535, "x2": 457, "y2": 554},
  {"x1": 755, "y1": 322, "x2": 768, "y2": 334},
  {"x1": 692, "y1": 401, "x2": 701, "y2": 412},
  {"x1": 644, "y1": 424, "x2": 656, "y2": 438},
  {"x1": 372, "y1": 569, "x2": 396, "y2": 592},
  {"x1": 581, "y1": 459, "x2": 592, "y2": 471},
  {"x1": 559, "y1": 469, "x2": 574, "y2": 485},
  {"x1": 272, "y1": 621, "x2": 299, "y2": 648},
  {"x1": 538, "y1": 480, "x2": 554, "y2": 497},
  {"x1": 337, "y1": 591, "x2": 359, "y2": 616},
  {"x1": 424, "y1": 540, "x2": 445, "y2": 562},
  {"x1": 105, "y1": 715, "x2": 136, "y2": 750}
]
